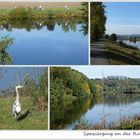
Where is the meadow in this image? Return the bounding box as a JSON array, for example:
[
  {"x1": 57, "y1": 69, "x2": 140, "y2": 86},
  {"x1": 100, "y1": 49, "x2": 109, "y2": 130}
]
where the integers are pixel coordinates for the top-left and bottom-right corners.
[{"x1": 0, "y1": 69, "x2": 48, "y2": 130}]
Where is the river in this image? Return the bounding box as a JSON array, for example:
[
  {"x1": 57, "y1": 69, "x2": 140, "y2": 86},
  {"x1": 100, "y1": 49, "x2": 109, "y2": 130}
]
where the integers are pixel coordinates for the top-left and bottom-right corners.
[
  {"x1": 0, "y1": 19, "x2": 88, "y2": 65},
  {"x1": 122, "y1": 40, "x2": 140, "y2": 48},
  {"x1": 51, "y1": 93, "x2": 140, "y2": 130}
]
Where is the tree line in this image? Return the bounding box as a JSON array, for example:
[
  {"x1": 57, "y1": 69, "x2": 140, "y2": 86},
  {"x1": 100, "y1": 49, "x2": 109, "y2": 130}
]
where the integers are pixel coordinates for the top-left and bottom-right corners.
[{"x1": 90, "y1": 2, "x2": 106, "y2": 41}]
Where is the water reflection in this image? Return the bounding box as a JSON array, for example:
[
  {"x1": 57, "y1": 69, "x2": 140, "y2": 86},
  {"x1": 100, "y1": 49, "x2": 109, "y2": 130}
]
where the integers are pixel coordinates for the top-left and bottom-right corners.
[
  {"x1": 51, "y1": 92, "x2": 140, "y2": 130},
  {"x1": 50, "y1": 96, "x2": 95, "y2": 129},
  {"x1": 0, "y1": 18, "x2": 88, "y2": 65},
  {"x1": 123, "y1": 40, "x2": 140, "y2": 48},
  {"x1": 0, "y1": 18, "x2": 87, "y2": 34}
]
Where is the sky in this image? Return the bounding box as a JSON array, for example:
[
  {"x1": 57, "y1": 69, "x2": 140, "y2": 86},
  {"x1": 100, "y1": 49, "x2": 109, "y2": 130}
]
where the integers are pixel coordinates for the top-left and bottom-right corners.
[
  {"x1": 71, "y1": 66, "x2": 140, "y2": 79},
  {"x1": 105, "y1": 2, "x2": 140, "y2": 35},
  {"x1": 0, "y1": 67, "x2": 46, "y2": 90}
]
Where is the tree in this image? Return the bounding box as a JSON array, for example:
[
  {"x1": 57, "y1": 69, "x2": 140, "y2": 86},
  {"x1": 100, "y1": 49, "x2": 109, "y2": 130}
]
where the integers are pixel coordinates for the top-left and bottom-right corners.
[
  {"x1": 80, "y1": 3, "x2": 88, "y2": 36},
  {"x1": 109, "y1": 33, "x2": 117, "y2": 42},
  {"x1": 90, "y1": 2, "x2": 106, "y2": 41},
  {"x1": 104, "y1": 34, "x2": 109, "y2": 39},
  {"x1": 81, "y1": 2, "x2": 88, "y2": 17}
]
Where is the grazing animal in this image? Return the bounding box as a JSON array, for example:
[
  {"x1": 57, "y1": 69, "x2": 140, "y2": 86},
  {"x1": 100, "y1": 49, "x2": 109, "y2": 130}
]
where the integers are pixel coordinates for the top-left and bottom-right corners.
[{"x1": 13, "y1": 85, "x2": 23, "y2": 118}]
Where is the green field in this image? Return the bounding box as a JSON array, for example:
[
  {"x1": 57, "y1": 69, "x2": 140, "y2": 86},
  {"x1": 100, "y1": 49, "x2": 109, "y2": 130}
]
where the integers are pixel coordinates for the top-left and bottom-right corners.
[{"x1": 0, "y1": 96, "x2": 48, "y2": 130}]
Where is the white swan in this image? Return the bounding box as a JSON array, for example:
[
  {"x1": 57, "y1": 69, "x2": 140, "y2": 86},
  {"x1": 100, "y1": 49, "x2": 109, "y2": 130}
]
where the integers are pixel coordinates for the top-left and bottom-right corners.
[{"x1": 13, "y1": 85, "x2": 23, "y2": 118}]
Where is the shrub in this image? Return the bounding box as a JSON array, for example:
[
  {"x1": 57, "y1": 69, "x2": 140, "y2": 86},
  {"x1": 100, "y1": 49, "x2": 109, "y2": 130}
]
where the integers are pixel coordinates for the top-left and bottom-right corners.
[
  {"x1": 9, "y1": 8, "x2": 30, "y2": 19},
  {"x1": 23, "y1": 69, "x2": 48, "y2": 111}
]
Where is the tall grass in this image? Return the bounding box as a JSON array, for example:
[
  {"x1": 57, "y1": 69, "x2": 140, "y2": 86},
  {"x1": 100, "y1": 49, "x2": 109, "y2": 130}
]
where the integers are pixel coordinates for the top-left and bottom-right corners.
[
  {"x1": 23, "y1": 69, "x2": 48, "y2": 111},
  {"x1": 75, "y1": 114, "x2": 140, "y2": 130},
  {"x1": 0, "y1": 69, "x2": 48, "y2": 129},
  {"x1": 105, "y1": 42, "x2": 140, "y2": 65}
]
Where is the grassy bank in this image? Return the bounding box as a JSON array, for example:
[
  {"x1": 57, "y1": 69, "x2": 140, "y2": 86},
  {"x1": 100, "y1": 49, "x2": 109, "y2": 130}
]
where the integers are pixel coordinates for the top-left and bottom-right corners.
[
  {"x1": 0, "y1": 7, "x2": 86, "y2": 20},
  {"x1": 0, "y1": 96, "x2": 48, "y2": 129},
  {"x1": 75, "y1": 115, "x2": 140, "y2": 130},
  {"x1": 50, "y1": 67, "x2": 94, "y2": 129},
  {"x1": 0, "y1": 69, "x2": 48, "y2": 130},
  {"x1": 105, "y1": 42, "x2": 140, "y2": 65}
]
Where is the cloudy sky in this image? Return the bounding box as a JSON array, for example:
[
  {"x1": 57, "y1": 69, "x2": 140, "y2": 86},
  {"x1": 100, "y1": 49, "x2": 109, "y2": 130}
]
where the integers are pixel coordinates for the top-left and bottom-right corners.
[{"x1": 71, "y1": 66, "x2": 140, "y2": 79}]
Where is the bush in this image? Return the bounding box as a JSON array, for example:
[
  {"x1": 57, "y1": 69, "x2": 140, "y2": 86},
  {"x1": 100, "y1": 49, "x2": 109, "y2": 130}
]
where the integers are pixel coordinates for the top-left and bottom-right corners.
[
  {"x1": 9, "y1": 8, "x2": 30, "y2": 19},
  {"x1": 0, "y1": 37, "x2": 13, "y2": 52},
  {"x1": 23, "y1": 69, "x2": 48, "y2": 111}
]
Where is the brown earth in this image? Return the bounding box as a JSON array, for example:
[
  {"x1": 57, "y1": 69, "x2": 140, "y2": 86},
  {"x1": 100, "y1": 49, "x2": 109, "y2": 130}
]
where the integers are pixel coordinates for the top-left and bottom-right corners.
[{"x1": 0, "y1": 2, "x2": 82, "y2": 9}]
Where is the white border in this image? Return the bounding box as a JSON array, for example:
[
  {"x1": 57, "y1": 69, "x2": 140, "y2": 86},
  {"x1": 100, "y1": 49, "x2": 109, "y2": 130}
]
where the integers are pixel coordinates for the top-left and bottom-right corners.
[
  {"x1": 0, "y1": 1, "x2": 140, "y2": 140},
  {"x1": 0, "y1": 0, "x2": 89, "y2": 2},
  {"x1": 48, "y1": 67, "x2": 50, "y2": 130},
  {"x1": 0, "y1": 130, "x2": 140, "y2": 139},
  {"x1": 88, "y1": 1, "x2": 90, "y2": 65}
]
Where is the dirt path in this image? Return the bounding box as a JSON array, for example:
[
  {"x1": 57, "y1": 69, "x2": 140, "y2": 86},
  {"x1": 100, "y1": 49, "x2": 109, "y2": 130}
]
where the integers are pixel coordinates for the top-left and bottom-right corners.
[{"x1": 90, "y1": 39, "x2": 109, "y2": 65}]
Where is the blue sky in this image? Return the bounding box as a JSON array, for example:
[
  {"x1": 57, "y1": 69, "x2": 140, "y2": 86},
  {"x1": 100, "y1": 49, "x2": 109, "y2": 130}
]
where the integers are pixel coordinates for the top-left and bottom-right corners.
[
  {"x1": 105, "y1": 2, "x2": 140, "y2": 35},
  {"x1": 71, "y1": 66, "x2": 140, "y2": 79}
]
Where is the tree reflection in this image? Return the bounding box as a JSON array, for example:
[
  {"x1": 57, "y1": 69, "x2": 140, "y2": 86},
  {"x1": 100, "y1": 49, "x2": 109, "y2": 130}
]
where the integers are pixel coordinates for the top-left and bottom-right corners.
[
  {"x1": 0, "y1": 18, "x2": 87, "y2": 36},
  {"x1": 0, "y1": 37, "x2": 13, "y2": 64},
  {"x1": 50, "y1": 96, "x2": 94, "y2": 129},
  {"x1": 80, "y1": 20, "x2": 88, "y2": 36},
  {"x1": 46, "y1": 20, "x2": 56, "y2": 31}
]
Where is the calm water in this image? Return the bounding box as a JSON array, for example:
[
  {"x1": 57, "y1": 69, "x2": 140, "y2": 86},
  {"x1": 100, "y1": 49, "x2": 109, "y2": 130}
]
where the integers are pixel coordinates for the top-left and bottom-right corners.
[
  {"x1": 0, "y1": 19, "x2": 88, "y2": 65},
  {"x1": 123, "y1": 40, "x2": 140, "y2": 48},
  {"x1": 0, "y1": 67, "x2": 46, "y2": 96},
  {"x1": 51, "y1": 94, "x2": 140, "y2": 130}
]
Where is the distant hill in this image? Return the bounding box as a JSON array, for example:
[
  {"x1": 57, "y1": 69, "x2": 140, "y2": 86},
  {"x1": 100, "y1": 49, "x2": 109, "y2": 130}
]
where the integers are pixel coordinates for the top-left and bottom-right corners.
[
  {"x1": 117, "y1": 34, "x2": 140, "y2": 37},
  {"x1": 117, "y1": 34, "x2": 140, "y2": 40}
]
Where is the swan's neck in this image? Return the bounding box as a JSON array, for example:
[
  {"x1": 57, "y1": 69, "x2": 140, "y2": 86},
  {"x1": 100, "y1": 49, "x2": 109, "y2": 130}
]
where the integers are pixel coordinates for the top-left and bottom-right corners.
[{"x1": 16, "y1": 88, "x2": 19, "y2": 101}]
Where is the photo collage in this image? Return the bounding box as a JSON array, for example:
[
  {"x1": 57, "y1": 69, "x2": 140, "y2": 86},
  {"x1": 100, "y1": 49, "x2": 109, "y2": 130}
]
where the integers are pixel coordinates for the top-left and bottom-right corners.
[{"x1": 0, "y1": 1, "x2": 140, "y2": 139}]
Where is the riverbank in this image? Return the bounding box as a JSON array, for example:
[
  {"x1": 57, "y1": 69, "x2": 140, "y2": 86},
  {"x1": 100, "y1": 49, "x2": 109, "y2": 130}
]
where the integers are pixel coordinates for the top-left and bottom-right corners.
[
  {"x1": 0, "y1": 95, "x2": 48, "y2": 129},
  {"x1": 0, "y1": 6, "x2": 86, "y2": 20},
  {"x1": 0, "y1": 2, "x2": 81, "y2": 9},
  {"x1": 50, "y1": 67, "x2": 95, "y2": 129},
  {"x1": 75, "y1": 115, "x2": 140, "y2": 130},
  {"x1": 105, "y1": 42, "x2": 140, "y2": 65}
]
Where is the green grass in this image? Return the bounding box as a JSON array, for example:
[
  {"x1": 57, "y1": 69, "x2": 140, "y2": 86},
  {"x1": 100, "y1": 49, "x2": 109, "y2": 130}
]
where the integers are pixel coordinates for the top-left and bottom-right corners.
[
  {"x1": 0, "y1": 95, "x2": 48, "y2": 130},
  {"x1": 75, "y1": 115, "x2": 140, "y2": 130},
  {"x1": 0, "y1": 7, "x2": 80, "y2": 13},
  {"x1": 105, "y1": 42, "x2": 140, "y2": 65},
  {"x1": 0, "y1": 69, "x2": 48, "y2": 130},
  {"x1": 0, "y1": 7, "x2": 84, "y2": 19}
]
